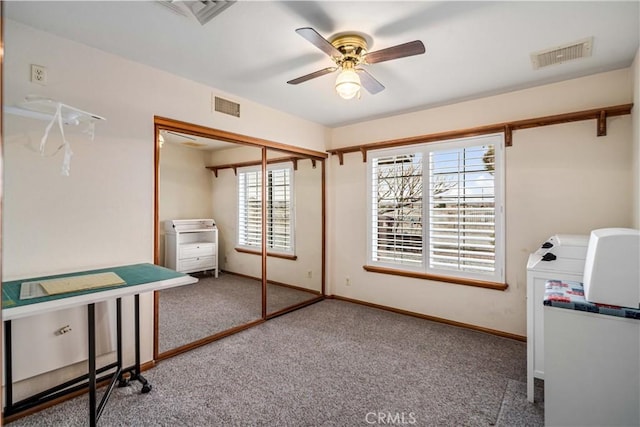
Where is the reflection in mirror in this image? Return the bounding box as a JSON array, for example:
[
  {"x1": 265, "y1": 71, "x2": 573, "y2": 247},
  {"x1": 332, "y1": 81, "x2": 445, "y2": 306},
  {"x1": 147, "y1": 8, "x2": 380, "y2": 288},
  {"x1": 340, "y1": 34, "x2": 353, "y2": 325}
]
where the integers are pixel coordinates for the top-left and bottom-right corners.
[
  {"x1": 265, "y1": 148, "x2": 323, "y2": 316},
  {"x1": 156, "y1": 130, "x2": 262, "y2": 357}
]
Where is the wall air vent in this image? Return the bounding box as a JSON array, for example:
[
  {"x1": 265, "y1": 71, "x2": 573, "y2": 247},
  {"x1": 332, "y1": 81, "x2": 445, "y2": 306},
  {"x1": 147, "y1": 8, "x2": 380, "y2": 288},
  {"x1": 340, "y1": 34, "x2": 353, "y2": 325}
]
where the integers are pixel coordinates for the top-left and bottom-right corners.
[
  {"x1": 214, "y1": 96, "x2": 240, "y2": 118},
  {"x1": 156, "y1": 1, "x2": 235, "y2": 25},
  {"x1": 530, "y1": 37, "x2": 593, "y2": 70}
]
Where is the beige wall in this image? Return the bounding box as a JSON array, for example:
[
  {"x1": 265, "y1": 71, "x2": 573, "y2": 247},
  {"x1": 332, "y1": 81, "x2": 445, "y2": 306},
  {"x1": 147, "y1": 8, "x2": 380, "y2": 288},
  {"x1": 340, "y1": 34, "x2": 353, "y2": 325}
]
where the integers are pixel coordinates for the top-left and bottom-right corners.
[
  {"x1": 632, "y1": 50, "x2": 640, "y2": 425},
  {"x1": 632, "y1": 48, "x2": 640, "y2": 229},
  {"x1": 3, "y1": 18, "x2": 327, "y2": 280},
  {"x1": 210, "y1": 146, "x2": 263, "y2": 279},
  {"x1": 2, "y1": 19, "x2": 327, "y2": 396},
  {"x1": 158, "y1": 143, "x2": 214, "y2": 265},
  {"x1": 3, "y1": 16, "x2": 636, "y2": 398},
  {"x1": 209, "y1": 146, "x2": 323, "y2": 291},
  {"x1": 328, "y1": 69, "x2": 634, "y2": 337}
]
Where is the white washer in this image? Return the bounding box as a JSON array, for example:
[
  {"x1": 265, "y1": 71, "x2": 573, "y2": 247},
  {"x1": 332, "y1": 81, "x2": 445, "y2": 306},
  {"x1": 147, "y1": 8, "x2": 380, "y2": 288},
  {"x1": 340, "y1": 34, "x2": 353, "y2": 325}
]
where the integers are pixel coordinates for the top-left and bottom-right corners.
[{"x1": 525, "y1": 234, "x2": 589, "y2": 403}]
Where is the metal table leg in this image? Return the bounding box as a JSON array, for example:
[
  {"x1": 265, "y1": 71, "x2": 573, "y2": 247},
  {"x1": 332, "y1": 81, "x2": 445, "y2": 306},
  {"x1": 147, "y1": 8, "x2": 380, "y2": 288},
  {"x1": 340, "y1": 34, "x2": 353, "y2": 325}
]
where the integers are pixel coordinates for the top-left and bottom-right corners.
[
  {"x1": 4, "y1": 320, "x2": 13, "y2": 414},
  {"x1": 88, "y1": 303, "x2": 97, "y2": 427},
  {"x1": 132, "y1": 294, "x2": 151, "y2": 393}
]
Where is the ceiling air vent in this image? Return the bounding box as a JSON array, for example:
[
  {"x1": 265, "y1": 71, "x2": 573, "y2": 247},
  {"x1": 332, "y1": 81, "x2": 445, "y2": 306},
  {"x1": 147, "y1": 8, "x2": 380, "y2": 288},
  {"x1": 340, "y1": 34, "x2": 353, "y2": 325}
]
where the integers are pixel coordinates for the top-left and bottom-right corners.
[
  {"x1": 156, "y1": 0, "x2": 190, "y2": 17},
  {"x1": 187, "y1": 1, "x2": 235, "y2": 25},
  {"x1": 214, "y1": 96, "x2": 240, "y2": 118},
  {"x1": 530, "y1": 37, "x2": 593, "y2": 70},
  {"x1": 156, "y1": 1, "x2": 235, "y2": 25}
]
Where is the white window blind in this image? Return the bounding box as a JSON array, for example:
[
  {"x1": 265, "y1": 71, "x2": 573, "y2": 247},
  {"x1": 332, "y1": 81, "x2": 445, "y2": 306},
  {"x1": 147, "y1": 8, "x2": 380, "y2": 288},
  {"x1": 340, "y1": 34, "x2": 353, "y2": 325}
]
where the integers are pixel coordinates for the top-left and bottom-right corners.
[
  {"x1": 267, "y1": 167, "x2": 292, "y2": 252},
  {"x1": 238, "y1": 169, "x2": 262, "y2": 248},
  {"x1": 371, "y1": 152, "x2": 424, "y2": 267},
  {"x1": 368, "y1": 134, "x2": 504, "y2": 283},
  {"x1": 238, "y1": 164, "x2": 294, "y2": 253},
  {"x1": 428, "y1": 145, "x2": 497, "y2": 276}
]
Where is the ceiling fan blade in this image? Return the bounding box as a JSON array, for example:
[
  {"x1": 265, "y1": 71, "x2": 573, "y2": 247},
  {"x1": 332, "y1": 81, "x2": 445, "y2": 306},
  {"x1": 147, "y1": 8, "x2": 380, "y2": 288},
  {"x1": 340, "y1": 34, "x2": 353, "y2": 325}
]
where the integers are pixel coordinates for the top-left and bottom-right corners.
[
  {"x1": 364, "y1": 40, "x2": 426, "y2": 64},
  {"x1": 295, "y1": 27, "x2": 342, "y2": 59},
  {"x1": 287, "y1": 67, "x2": 337, "y2": 85},
  {"x1": 357, "y1": 69, "x2": 385, "y2": 95}
]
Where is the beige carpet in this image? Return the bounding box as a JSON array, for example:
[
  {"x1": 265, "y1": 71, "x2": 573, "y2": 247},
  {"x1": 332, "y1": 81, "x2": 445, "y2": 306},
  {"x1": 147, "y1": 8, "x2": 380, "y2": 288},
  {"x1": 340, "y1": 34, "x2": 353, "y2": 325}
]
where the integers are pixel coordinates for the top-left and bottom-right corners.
[{"x1": 11, "y1": 299, "x2": 543, "y2": 426}]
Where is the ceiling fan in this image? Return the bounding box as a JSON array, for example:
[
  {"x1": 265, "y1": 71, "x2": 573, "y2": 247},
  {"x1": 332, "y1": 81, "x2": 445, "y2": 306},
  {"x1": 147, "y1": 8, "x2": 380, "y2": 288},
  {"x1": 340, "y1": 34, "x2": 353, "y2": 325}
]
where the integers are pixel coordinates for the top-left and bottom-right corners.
[{"x1": 287, "y1": 27, "x2": 426, "y2": 100}]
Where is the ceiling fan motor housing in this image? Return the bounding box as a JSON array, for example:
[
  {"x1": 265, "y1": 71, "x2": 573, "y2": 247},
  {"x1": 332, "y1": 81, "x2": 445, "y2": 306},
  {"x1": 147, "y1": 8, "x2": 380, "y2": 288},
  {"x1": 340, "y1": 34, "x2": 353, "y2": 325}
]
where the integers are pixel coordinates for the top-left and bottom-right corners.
[{"x1": 331, "y1": 35, "x2": 368, "y2": 66}]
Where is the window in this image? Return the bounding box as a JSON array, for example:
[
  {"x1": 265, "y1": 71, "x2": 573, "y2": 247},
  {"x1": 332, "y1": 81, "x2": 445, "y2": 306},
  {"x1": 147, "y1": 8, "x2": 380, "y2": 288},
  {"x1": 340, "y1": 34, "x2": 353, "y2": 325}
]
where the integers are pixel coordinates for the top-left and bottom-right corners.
[
  {"x1": 238, "y1": 163, "x2": 294, "y2": 254},
  {"x1": 367, "y1": 134, "x2": 505, "y2": 284}
]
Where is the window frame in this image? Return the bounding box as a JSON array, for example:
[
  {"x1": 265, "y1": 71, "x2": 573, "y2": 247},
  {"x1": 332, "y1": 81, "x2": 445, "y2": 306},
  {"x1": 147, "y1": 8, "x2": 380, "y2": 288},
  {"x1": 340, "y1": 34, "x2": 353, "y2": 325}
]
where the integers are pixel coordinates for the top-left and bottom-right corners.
[
  {"x1": 366, "y1": 133, "x2": 505, "y2": 285},
  {"x1": 236, "y1": 162, "x2": 295, "y2": 256}
]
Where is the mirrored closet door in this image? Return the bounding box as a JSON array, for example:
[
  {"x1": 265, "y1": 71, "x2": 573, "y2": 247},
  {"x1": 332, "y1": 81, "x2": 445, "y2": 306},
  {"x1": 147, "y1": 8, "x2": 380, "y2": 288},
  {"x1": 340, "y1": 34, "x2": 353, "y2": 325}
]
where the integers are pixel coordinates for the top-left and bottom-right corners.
[
  {"x1": 153, "y1": 117, "x2": 326, "y2": 360},
  {"x1": 155, "y1": 129, "x2": 263, "y2": 358},
  {"x1": 265, "y1": 148, "x2": 324, "y2": 317}
]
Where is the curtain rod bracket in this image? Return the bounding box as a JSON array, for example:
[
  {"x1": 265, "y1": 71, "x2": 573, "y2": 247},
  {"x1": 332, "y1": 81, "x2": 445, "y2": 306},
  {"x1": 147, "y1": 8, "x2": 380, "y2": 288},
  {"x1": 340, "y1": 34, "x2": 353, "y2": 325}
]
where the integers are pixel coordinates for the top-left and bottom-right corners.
[
  {"x1": 504, "y1": 125, "x2": 513, "y2": 147},
  {"x1": 597, "y1": 110, "x2": 607, "y2": 137},
  {"x1": 360, "y1": 148, "x2": 367, "y2": 163}
]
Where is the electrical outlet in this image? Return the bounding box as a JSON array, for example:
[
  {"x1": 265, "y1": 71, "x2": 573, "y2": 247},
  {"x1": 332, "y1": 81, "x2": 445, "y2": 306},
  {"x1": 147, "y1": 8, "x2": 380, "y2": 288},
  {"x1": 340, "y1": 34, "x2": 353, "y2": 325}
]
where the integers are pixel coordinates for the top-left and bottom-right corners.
[
  {"x1": 345, "y1": 277, "x2": 351, "y2": 286},
  {"x1": 307, "y1": 270, "x2": 312, "y2": 279},
  {"x1": 31, "y1": 64, "x2": 47, "y2": 85}
]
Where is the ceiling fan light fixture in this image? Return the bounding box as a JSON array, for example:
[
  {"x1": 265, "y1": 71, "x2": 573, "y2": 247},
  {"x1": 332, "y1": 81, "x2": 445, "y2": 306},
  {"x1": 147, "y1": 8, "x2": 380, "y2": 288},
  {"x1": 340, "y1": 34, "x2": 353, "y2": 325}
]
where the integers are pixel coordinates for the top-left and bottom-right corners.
[{"x1": 335, "y1": 68, "x2": 361, "y2": 100}]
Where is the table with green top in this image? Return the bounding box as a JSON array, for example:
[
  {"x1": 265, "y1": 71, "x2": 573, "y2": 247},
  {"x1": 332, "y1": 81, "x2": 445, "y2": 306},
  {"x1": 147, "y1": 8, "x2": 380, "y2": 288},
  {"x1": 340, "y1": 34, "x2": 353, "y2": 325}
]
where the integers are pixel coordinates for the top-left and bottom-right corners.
[{"x1": 2, "y1": 263, "x2": 197, "y2": 426}]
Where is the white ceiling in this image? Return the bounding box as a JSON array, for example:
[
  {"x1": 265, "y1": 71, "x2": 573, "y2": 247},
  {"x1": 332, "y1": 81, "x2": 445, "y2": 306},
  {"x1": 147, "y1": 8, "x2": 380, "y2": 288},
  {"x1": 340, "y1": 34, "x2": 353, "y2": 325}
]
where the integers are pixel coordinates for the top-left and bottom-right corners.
[{"x1": 6, "y1": 1, "x2": 640, "y2": 128}]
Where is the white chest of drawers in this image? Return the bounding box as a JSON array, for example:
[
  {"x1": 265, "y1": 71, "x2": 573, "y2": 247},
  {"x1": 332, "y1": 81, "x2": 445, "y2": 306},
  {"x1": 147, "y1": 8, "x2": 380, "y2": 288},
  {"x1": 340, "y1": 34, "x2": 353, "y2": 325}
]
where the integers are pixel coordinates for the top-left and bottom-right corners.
[
  {"x1": 164, "y1": 219, "x2": 218, "y2": 277},
  {"x1": 526, "y1": 234, "x2": 589, "y2": 403}
]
